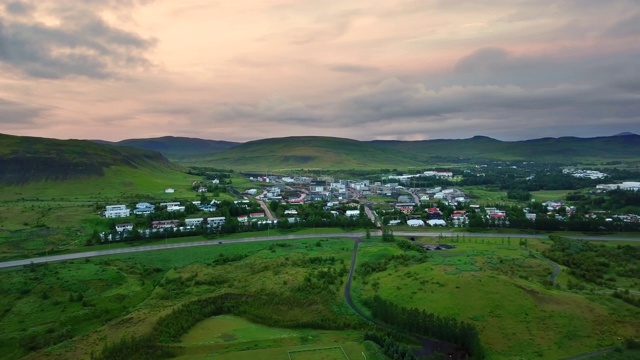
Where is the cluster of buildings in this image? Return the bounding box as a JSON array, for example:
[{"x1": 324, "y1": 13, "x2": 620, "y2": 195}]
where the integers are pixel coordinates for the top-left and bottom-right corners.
[
  {"x1": 563, "y1": 169, "x2": 608, "y2": 179},
  {"x1": 596, "y1": 182, "x2": 640, "y2": 191}
]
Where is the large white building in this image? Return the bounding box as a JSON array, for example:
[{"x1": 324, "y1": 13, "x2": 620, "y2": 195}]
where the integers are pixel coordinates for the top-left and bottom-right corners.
[{"x1": 104, "y1": 205, "x2": 130, "y2": 218}]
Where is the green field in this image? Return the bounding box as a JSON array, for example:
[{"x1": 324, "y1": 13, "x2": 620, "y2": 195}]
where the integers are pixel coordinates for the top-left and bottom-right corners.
[
  {"x1": 175, "y1": 315, "x2": 360, "y2": 360},
  {"x1": 0, "y1": 237, "x2": 364, "y2": 360},
  {"x1": 353, "y1": 237, "x2": 640, "y2": 359}
]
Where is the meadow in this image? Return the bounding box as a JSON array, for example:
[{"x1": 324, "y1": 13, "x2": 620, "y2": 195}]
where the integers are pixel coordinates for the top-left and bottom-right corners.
[
  {"x1": 352, "y1": 236, "x2": 640, "y2": 359},
  {"x1": 0, "y1": 237, "x2": 374, "y2": 360}
]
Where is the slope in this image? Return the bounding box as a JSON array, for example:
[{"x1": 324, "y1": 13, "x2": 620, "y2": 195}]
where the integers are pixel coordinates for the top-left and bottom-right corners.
[
  {"x1": 0, "y1": 133, "x2": 182, "y2": 185},
  {"x1": 179, "y1": 136, "x2": 427, "y2": 170},
  {"x1": 372, "y1": 134, "x2": 640, "y2": 163},
  {"x1": 102, "y1": 136, "x2": 239, "y2": 161}
]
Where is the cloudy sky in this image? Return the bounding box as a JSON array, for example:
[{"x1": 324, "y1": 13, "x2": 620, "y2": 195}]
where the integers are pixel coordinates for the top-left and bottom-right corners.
[{"x1": 1, "y1": 0, "x2": 639, "y2": 142}]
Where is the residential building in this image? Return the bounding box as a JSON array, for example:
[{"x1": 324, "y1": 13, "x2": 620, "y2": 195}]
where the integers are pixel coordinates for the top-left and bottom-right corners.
[
  {"x1": 207, "y1": 217, "x2": 226, "y2": 228},
  {"x1": 104, "y1": 205, "x2": 130, "y2": 218},
  {"x1": 115, "y1": 223, "x2": 134, "y2": 232},
  {"x1": 151, "y1": 220, "x2": 180, "y2": 229},
  {"x1": 185, "y1": 218, "x2": 204, "y2": 227}
]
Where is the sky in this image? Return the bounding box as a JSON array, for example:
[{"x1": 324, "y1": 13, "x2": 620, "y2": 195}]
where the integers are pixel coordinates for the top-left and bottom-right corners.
[{"x1": 1, "y1": 0, "x2": 639, "y2": 142}]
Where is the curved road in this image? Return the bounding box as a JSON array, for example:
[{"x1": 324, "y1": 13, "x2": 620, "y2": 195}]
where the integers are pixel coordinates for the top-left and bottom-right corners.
[
  {"x1": 529, "y1": 251, "x2": 562, "y2": 286},
  {"x1": 1, "y1": 231, "x2": 639, "y2": 269}
]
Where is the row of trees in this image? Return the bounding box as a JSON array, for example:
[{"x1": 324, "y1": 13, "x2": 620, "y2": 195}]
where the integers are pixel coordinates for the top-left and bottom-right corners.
[{"x1": 365, "y1": 295, "x2": 484, "y2": 359}]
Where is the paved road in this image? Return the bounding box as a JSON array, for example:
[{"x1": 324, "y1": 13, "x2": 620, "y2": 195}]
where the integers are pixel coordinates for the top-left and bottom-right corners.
[
  {"x1": 0, "y1": 232, "x2": 365, "y2": 269},
  {"x1": 1, "y1": 231, "x2": 638, "y2": 270},
  {"x1": 529, "y1": 251, "x2": 562, "y2": 286}
]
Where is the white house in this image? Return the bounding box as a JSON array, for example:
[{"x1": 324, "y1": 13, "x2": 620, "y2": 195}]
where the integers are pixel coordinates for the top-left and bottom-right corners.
[
  {"x1": 407, "y1": 219, "x2": 425, "y2": 227},
  {"x1": 207, "y1": 217, "x2": 226, "y2": 228},
  {"x1": 167, "y1": 205, "x2": 186, "y2": 212},
  {"x1": 185, "y1": 218, "x2": 204, "y2": 227},
  {"x1": 427, "y1": 219, "x2": 447, "y2": 226},
  {"x1": 345, "y1": 210, "x2": 360, "y2": 217},
  {"x1": 104, "y1": 205, "x2": 130, "y2": 218},
  {"x1": 389, "y1": 219, "x2": 402, "y2": 226},
  {"x1": 115, "y1": 223, "x2": 134, "y2": 232}
]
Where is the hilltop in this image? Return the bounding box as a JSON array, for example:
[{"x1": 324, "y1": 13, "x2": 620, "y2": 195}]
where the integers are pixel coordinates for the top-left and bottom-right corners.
[
  {"x1": 173, "y1": 134, "x2": 640, "y2": 170},
  {"x1": 373, "y1": 134, "x2": 640, "y2": 162},
  {"x1": 97, "y1": 136, "x2": 239, "y2": 161},
  {"x1": 0, "y1": 133, "x2": 179, "y2": 184},
  {"x1": 177, "y1": 136, "x2": 428, "y2": 170}
]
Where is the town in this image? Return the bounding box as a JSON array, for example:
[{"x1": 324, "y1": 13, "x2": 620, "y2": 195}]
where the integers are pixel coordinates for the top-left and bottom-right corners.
[{"x1": 99, "y1": 167, "x2": 640, "y2": 243}]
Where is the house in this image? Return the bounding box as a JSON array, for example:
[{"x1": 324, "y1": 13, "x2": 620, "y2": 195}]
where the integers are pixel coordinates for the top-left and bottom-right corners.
[
  {"x1": 165, "y1": 188, "x2": 175, "y2": 193},
  {"x1": 237, "y1": 215, "x2": 248, "y2": 223},
  {"x1": 427, "y1": 219, "x2": 447, "y2": 226},
  {"x1": 345, "y1": 210, "x2": 360, "y2": 217},
  {"x1": 104, "y1": 205, "x2": 130, "y2": 218},
  {"x1": 284, "y1": 209, "x2": 298, "y2": 215},
  {"x1": 160, "y1": 202, "x2": 181, "y2": 208},
  {"x1": 115, "y1": 223, "x2": 134, "y2": 232},
  {"x1": 250, "y1": 212, "x2": 265, "y2": 218},
  {"x1": 134, "y1": 202, "x2": 155, "y2": 215},
  {"x1": 395, "y1": 203, "x2": 415, "y2": 214},
  {"x1": 185, "y1": 218, "x2": 204, "y2": 227},
  {"x1": 427, "y1": 208, "x2": 443, "y2": 219},
  {"x1": 207, "y1": 217, "x2": 226, "y2": 228},
  {"x1": 167, "y1": 205, "x2": 186, "y2": 212},
  {"x1": 407, "y1": 219, "x2": 425, "y2": 227},
  {"x1": 388, "y1": 219, "x2": 402, "y2": 226},
  {"x1": 197, "y1": 186, "x2": 208, "y2": 193},
  {"x1": 151, "y1": 220, "x2": 180, "y2": 229}
]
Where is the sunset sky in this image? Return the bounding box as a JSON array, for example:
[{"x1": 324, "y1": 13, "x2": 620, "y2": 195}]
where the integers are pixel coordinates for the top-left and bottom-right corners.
[{"x1": 1, "y1": 0, "x2": 639, "y2": 142}]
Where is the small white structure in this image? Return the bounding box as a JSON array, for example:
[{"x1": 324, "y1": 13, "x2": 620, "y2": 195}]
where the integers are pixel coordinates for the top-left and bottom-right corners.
[
  {"x1": 185, "y1": 218, "x2": 204, "y2": 227},
  {"x1": 167, "y1": 205, "x2": 186, "y2": 212},
  {"x1": 345, "y1": 210, "x2": 360, "y2": 217},
  {"x1": 388, "y1": 219, "x2": 402, "y2": 226},
  {"x1": 104, "y1": 205, "x2": 130, "y2": 218},
  {"x1": 115, "y1": 223, "x2": 134, "y2": 232},
  {"x1": 427, "y1": 219, "x2": 447, "y2": 226},
  {"x1": 165, "y1": 188, "x2": 175, "y2": 193},
  {"x1": 407, "y1": 219, "x2": 425, "y2": 227}
]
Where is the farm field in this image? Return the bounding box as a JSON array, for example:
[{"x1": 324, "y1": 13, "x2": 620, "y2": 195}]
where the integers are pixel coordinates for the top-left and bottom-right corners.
[{"x1": 353, "y1": 236, "x2": 640, "y2": 359}]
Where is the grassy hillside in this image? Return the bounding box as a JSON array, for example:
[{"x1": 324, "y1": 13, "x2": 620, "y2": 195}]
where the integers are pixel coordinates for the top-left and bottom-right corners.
[
  {"x1": 0, "y1": 133, "x2": 180, "y2": 184},
  {"x1": 373, "y1": 134, "x2": 640, "y2": 163},
  {"x1": 99, "y1": 136, "x2": 239, "y2": 161},
  {"x1": 0, "y1": 133, "x2": 203, "y2": 258},
  {"x1": 180, "y1": 136, "x2": 427, "y2": 170}
]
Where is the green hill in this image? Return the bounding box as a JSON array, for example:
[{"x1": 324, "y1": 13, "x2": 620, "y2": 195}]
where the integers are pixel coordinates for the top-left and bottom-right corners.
[
  {"x1": 179, "y1": 136, "x2": 427, "y2": 170},
  {"x1": 96, "y1": 136, "x2": 239, "y2": 161},
  {"x1": 0, "y1": 133, "x2": 181, "y2": 185},
  {"x1": 177, "y1": 134, "x2": 640, "y2": 170},
  {"x1": 372, "y1": 134, "x2": 640, "y2": 163}
]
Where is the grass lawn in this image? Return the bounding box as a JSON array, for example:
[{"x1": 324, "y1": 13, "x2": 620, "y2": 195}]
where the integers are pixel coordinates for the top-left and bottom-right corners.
[{"x1": 530, "y1": 189, "x2": 573, "y2": 202}]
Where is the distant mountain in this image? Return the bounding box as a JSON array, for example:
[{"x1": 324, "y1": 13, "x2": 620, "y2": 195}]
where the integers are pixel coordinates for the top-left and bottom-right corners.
[
  {"x1": 372, "y1": 134, "x2": 640, "y2": 163},
  {"x1": 178, "y1": 136, "x2": 428, "y2": 170},
  {"x1": 99, "y1": 136, "x2": 239, "y2": 160},
  {"x1": 614, "y1": 132, "x2": 637, "y2": 136},
  {"x1": 0, "y1": 133, "x2": 178, "y2": 184}
]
